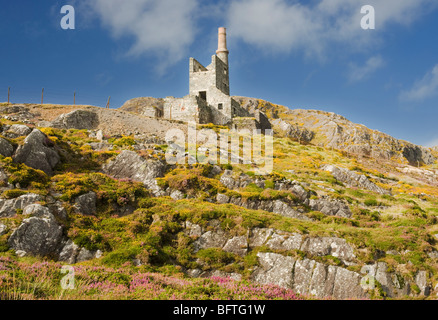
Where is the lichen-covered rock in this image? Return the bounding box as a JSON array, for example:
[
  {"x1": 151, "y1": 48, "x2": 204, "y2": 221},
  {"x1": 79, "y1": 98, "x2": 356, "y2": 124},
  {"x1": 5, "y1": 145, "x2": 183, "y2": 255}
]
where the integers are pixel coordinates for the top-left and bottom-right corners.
[
  {"x1": 252, "y1": 252, "x2": 296, "y2": 289},
  {"x1": 0, "y1": 223, "x2": 7, "y2": 236},
  {"x1": 218, "y1": 194, "x2": 312, "y2": 222},
  {"x1": 271, "y1": 119, "x2": 315, "y2": 144},
  {"x1": 216, "y1": 193, "x2": 230, "y2": 204},
  {"x1": 300, "y1": 237, "x2": 356, "y2": 265},
  {"x1": 222, "y1": 236, "x2": 248, "y2": 256},
  {"x1": 415, "y1": 270, "x2": 430, "y2": 296},
  {"x1": 362, "y1": 262, "x2": 411, "y2": 298},
  {"x1": 58, "y1": 239, "x2": 80, "y2": 264},
  {"x1": 321, "y1": 164, "x2": 390, "y2": 195},
  {"x1": 50, "y1": 109, "x2": 99, "y2": 130},
  {"x1": 22, "y1": 204, "x2": 50, "y2": 216},
  {"x1": 272, "y1": 200, "x2": 312, "y2": 221},
  {"x1": 7, "y1": 124, "x2": 32, "y2": 137},
  {"x1": 74, "y1": 192, "x2": 97, "y2": 216},
  {"x1": 193, "y1": 229, "x2": 229, "y2": 252},
  {"x1": 220, "y1": 170, "x2": 253, "y2": 189},
  {"x1": 0, "y1": 193, "x2": 43, "y2": 218},
  {"x1": 13, "y1": 129, "x2": 60, "y2": 175},
  {"x1": 0, "y1": 137, "x2": 14, "y2": 157},
  {"x1": 7, "y1": 205, "x2": 63, "y2": 257},
  {"x1": 170, "y1": 189, "x2": 185, "y2": 200},
  {"x1": 265, "y1": 231, "x2": 303, "y2": 251},
  {"x1": 184, "y1": 221, "x2": 203, "y2": 237},
  {"x1": 309, "y1": 196, "x2": 352, "y2": 218},
  {"x1": 249, "y1": 228, "x2": 274, "y2": 248},
  {"x1": 102, "y1": 150, "x2": 166, "y2": 196},
  {"x1": 58, "y1": 239, "x2": 101, "y2": 264},
  {"x1": 253, "y1": 253, "x2": 368, "y2": 299}
]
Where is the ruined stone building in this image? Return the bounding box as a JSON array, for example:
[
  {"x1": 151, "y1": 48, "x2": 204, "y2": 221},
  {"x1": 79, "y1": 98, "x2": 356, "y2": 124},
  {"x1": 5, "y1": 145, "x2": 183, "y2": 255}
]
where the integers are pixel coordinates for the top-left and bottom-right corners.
[{"x1": 158, "y1": 28, "x2": 271, "y2": 130}]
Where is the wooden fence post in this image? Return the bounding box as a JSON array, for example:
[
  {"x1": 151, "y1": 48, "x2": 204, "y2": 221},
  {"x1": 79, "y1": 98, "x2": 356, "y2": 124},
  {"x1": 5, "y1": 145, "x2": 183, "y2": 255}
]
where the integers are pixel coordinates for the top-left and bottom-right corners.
[{"x1": 105, "y1": 96, "x2": 111, "y2": 109}]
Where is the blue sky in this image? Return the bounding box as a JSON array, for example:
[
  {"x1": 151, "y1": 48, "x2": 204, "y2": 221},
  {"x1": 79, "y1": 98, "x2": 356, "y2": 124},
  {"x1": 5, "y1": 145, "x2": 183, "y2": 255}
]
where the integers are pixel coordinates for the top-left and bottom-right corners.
[{"x1": 1, "y1": 1, "x2": 438, "y2": 147}]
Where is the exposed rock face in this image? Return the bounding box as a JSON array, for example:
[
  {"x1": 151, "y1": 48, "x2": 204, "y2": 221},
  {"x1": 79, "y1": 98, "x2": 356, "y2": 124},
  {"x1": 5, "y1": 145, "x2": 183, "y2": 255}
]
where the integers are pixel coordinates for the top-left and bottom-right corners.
[
  {"x1": 252, "y1": 253, "x2": 367, "y2": 299},
  {"x1": 0, "y1": 193, "x2": 43, "y2": 218},
  {"x1": 0, "y1": 223, "x2": 7, "y2": 236},
  {"x1": 403, "y1": 145, "x2": 435, "y2": 167},
  {"x1": 184, "y1": 220, "x2": 425, "y2": 299},
  {"x1": 235, "y1": 98, "x2": 435, "y2": 165},
  {"x1": 13, "y1": 129, "x2": 60, "y2": 175},
  {"x1": 271, "y1": 119, "x2": 315, "y2": 144},
  {"x1": 7, "y1": 124, "x2": 32, "y2": 137},
  {"x1": 7, "y1": 205, "x2": 63, "y2": 258},
  {"x1": 119, "y1": 97, "x2": 165, "y2": 117},
  {"x1": 219, "y1": 170, "x2": 311, "y2": 203},
  {"x1": 309, "y1": 196, "x2": 352, "y2": 218},
  {"x1": 362, "y1": 262, "x2": 411, "y2": 298},
  {"x1": 170, "y1": 189, "x2": 185, "y2": 201},
  {"x1": 74, "y1": 192, "x2": 97, "y2": 216},
  {"x1": 300, "y1": 237, "x2": 356, "y2": 265},
  {"x1": 102, "y1": 150, "x2": 167, "y2": 196},
  {"x1": 50, "y1": 109, "x2": 99, "y2": 130},
  {"x1": 58, "y1": 239, "x2": 102, "y2": 264},
  {"x1": 220, "y1": 170, "x2": 255, "y2": 189},
  {"x1": 217, "y1": 194, "x2": 312, "y2": 221},
  {"x1": 321, "y1": 164, "x2": 390, "y2": 195},
  {"x1": 415, "y1": 270, "x2": 430, "y2": 296},
  {"x1": 190, "y1": 222, "x2": 356, "y2": 266},
  {"x1": 0, "y1": 137, "x2": 14, "y2": 157}
]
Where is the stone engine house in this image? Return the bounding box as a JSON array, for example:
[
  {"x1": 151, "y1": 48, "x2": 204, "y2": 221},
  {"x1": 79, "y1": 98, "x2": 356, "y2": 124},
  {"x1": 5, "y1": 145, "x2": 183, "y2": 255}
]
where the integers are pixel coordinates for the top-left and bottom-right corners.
[{"x1": 161, "y1": 28, "x2": 270, "y2": 130}]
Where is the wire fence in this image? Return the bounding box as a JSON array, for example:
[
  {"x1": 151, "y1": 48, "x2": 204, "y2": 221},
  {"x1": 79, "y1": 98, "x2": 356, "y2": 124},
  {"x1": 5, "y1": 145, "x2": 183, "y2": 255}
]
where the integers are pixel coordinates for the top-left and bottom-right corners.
[{"x1": 1, "y1": 86, "x2": 113, "y2": 109}]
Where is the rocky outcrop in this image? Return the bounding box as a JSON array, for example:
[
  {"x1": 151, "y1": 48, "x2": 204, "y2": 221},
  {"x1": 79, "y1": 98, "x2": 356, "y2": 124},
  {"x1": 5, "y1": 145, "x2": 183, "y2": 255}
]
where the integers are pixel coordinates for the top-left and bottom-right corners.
[
  {"x1": 186, "y1": 220, "x2": 378, "y2": 299},
  {"x1": 5, "y1": 124, "x2": 32, "y2": 137},
  {"x1": 252, "y1": 252, "x2": 367, "y2": 299},
  {"x1": 271, "y1": 119, "x2": 315, "y2": 144},
  {"x1": 0, "y1": 137, "x2": 14, "y2": 157},
  {"x1": 50, "y1": 109, "x2": 99, "y2": 130},
  {"x1": 403, "y1": 145, "x2": 435, "y2": 167},
  {"x1": 0, "y1": 223, "x2": 7, "y2": 236},
  {"x1": 7, "y1": 204, "x2": 63, "y2": 258},
  {"x1": 321, "y1": 164, "x2": 390, "y2": 195},
  {"x1": 13, "y1": 129, "x2": 60, "y2": 175},
  {"x1": 236, "y1": 97, "x2": 435, "y2": 165},
  {"x1": 219, "y1": 170, "x2": 311, "y2": 203},
  {"x1": 119, "y1": 97, "x2": 165, "y2": 117},
  {"x1": 190, "y1": 222, "x2": 356, "y2": 265},
  {"x1": 0, "y1": 193, "x2": 43, "y2": 218},
  {"x1": 58, "y1": 239, "x2": 102, "y2": 264},
  {"x1": 74, "y1": 192, "x2": 97, "y2": 216},
  {"x1": 187, "y1": 219, "x2": 427, "y2": 299},
  {"x1": 102, "y1": 150, "x2": 167, "y2": 196},
  {"x1": 309, "y1": 196, "x2": 352, "y2": 218},
  {"x1": 217, "y1": 194, "x2": 311, "y2": 221},
  {"x1": 220, "y1": 170, "x2": 260, "y2": 190}
]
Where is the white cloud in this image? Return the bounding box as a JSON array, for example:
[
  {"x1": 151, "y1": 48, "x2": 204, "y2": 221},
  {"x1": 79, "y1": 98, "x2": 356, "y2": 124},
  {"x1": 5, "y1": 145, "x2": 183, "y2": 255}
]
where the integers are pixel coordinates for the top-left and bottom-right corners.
[
  {"x1": 90, "y1": 0, "x2": 198, "y2": 70},
  {"x1": 348, "y1": 56, "x2": 384, "y2": 82},
  {"x1": 400, "y1": 64, "x2": 438, "y2": 101},
  {"x1": 227, "y1": 0, "x2": 436, "y2": 57}
]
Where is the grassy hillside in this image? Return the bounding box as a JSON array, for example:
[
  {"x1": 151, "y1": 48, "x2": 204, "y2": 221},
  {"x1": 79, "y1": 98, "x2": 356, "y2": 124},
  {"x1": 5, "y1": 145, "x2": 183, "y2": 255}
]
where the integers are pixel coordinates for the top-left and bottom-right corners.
[{"x1": 0, "y1": 104, "x2": 438, "y2": 300}]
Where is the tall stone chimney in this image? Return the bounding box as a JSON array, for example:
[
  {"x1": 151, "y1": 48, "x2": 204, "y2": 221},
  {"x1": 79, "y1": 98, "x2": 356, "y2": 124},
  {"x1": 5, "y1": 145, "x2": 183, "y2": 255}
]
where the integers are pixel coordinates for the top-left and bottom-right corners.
[{"x1": 216, "y1": 27, "x2": 229, "y2": 65}]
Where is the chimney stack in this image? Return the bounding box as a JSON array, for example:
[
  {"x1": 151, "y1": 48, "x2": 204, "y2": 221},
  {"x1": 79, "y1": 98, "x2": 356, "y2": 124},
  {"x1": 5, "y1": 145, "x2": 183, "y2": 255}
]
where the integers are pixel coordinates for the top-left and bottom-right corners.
[{"x1": 216, "y1": 27, "x2": 229, "y2": 65}]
